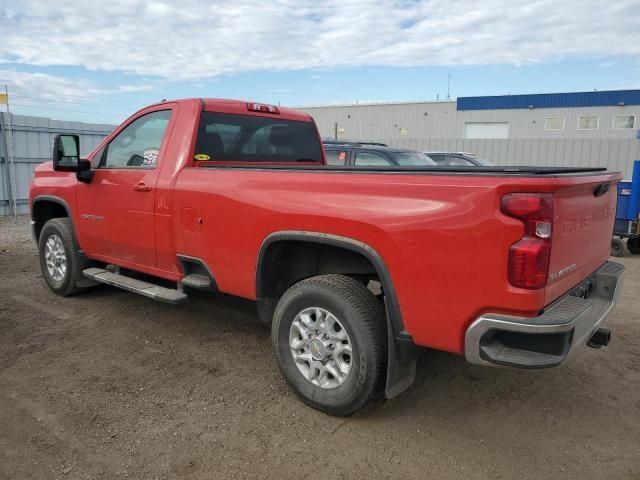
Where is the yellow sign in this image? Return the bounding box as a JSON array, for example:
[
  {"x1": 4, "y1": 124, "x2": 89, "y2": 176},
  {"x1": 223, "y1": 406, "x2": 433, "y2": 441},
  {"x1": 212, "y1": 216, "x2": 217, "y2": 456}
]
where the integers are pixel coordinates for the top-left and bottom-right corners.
[
  {"x1": 0, "y1": 93, "x2": 7, "y2": 105},
  {"x1": 194, "y1": 153, "x2": 211, "y2": 161}
]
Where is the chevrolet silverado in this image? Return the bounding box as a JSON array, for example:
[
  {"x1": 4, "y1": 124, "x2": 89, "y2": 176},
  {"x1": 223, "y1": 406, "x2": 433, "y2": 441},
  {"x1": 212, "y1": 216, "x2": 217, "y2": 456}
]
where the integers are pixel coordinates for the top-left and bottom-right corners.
[{"x1": 29, "y1": 98, "x2": 625, "y2": 415}]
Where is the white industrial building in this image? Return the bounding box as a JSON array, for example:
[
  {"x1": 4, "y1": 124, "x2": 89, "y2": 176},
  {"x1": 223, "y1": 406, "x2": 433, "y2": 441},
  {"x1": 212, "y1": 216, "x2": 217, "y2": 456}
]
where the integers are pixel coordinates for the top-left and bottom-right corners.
[{"x1": 301, "y1": 90, "x2": 640, "y2": 177}]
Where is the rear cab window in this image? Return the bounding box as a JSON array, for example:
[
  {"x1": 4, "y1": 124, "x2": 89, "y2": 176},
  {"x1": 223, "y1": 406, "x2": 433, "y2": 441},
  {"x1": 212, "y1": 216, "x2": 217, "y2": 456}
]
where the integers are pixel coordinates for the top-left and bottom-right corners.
[{"x1": 193, "y1": 112, "x2": 323, "y2": 164}]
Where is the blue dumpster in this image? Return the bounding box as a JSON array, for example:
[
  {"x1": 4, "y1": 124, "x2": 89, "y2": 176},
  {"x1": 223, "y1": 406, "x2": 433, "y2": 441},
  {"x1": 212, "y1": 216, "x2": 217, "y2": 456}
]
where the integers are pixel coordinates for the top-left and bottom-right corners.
[
  {"x1": 616, "y1": 181, "x2": 633, "y2": 221},
  {"x1": 629, "y1": 159, "x2": 640, "y2": 221},
  {"x1": 612, "y1": 160, "x2": 640, "y2": 255}
]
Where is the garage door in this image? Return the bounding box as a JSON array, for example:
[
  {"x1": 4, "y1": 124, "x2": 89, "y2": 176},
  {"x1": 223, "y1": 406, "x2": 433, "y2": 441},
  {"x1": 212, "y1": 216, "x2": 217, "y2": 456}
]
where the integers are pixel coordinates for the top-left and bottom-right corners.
[{"x1": 464, "y1": 122, "x2": 509, "y2": 139}]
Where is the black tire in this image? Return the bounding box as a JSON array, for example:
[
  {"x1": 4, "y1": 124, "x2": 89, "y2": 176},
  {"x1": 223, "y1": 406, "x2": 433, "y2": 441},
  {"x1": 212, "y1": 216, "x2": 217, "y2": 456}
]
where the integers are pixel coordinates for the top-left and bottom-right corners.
[
  {"x1": 272, "y1": 274, "x2": 387, "y2": 416},
  {"x1": 627, "y1": 237, "x2": 640, "y2": 255},
  {"x1": 611, "y1": 238, "x2": 625, "y2": 257},
  {"x1": 38, "y1": 218, "x2": 86, "y2": 296}
]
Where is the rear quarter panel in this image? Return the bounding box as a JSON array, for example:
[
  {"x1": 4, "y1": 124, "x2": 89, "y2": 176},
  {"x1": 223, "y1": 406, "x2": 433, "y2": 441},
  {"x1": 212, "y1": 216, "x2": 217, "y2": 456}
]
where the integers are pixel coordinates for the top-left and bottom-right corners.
[{"x1": 172, "y1": 168, "x2": 571, "y2": 354}]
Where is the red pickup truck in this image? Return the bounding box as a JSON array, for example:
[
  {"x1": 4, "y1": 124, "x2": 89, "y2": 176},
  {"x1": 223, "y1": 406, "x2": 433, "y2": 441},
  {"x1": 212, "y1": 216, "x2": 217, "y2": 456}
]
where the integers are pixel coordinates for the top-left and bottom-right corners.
[{"x1": 30, "y1": 98, "x2": 625, "y2": 415}]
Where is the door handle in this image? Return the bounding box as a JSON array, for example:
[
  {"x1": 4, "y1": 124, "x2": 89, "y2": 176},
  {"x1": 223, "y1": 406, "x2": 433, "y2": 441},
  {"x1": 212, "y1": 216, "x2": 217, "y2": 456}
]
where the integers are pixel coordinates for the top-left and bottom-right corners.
[{"x1": 133, "y1": 182, "x2": 152, "y2": 192}]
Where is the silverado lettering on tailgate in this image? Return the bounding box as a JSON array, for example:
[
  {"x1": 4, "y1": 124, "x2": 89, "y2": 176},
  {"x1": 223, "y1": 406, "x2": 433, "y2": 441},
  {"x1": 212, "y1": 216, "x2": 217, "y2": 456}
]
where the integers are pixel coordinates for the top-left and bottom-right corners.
[{"x1": 561, "y1": 206, "x2": 615, "y2": 236}]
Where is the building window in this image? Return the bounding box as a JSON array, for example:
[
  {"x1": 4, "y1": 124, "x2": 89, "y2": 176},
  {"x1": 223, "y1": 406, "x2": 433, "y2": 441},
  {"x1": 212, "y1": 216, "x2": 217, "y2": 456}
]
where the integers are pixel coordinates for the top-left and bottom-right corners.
[
  {"x1": 613, "y1": 115, "x2": 636, "y2": 129},
  {"x1": 544, "y1": 117, "x2": 564, "y2": 130},
  {"x1": 577, "y1": 116, "x2": 599, "y2": 130},
  {"x1": 463, "y1": 122, "x2": 509, "y2": 139}
]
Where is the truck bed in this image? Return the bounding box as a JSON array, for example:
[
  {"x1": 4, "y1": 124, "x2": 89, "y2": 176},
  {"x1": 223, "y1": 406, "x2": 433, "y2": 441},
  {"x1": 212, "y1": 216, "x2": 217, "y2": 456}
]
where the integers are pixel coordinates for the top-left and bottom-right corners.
[{"x1": 174, "y1": 165, "x2": 621, "y2": 354}]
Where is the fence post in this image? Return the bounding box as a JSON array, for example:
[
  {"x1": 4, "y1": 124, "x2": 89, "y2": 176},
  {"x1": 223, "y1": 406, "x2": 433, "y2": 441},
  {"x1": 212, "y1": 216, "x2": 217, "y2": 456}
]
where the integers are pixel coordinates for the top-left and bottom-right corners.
[{"x1": 0, "y1": 112, "x2": 15, "y2": 216}]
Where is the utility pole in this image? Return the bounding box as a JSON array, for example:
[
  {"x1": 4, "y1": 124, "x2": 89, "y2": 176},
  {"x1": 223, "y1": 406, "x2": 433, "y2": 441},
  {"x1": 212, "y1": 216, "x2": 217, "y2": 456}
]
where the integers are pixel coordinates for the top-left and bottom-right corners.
[
  {"x1": 334, "y1": 122, "x2": 338, "y2": 141},
  {"x1": 0, "y1": 84, "x2": 15, "y2": 216}
]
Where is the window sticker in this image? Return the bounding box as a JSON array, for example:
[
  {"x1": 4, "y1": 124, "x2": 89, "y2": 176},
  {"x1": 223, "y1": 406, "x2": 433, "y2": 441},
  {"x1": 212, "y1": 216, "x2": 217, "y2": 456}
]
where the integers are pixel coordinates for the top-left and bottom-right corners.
[
  {"x1": 194, "y1": 153, "x2": 211, "y2": 161},
  {"x1": 142, "y1": 149, "x2": 159, "y2": 167},
  {"x1": 338, "y1": 151, "x2": 346, "y2": 160}
]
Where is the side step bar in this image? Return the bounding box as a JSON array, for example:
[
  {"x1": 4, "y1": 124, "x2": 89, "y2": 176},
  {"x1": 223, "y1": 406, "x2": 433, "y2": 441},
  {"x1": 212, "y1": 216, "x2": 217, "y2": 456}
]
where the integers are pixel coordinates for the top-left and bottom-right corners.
[
  {"x1": 83, "y1": 268, "x2": 188, "y2": 304},
  {"x1": 180, "y1": 273, "x2": 211, "y2": 290}
]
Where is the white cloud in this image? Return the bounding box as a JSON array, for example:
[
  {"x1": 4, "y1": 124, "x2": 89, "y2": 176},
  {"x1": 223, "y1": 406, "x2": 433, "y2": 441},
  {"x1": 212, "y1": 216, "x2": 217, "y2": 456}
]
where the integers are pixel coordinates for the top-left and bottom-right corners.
[
  {"x1": 0, "y1": 70, "x2": 152, "y2": 102},
  {"x1": 0, "y1": 0, "x2": 638, "y2": 81}
]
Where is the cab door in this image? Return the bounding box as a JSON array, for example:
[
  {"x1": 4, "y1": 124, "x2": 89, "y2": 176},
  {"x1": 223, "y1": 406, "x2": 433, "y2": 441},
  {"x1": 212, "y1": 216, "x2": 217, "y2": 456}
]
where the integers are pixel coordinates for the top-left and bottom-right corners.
[{"x1": 76, "y1": 107, "x2": 175, "y2": 268}]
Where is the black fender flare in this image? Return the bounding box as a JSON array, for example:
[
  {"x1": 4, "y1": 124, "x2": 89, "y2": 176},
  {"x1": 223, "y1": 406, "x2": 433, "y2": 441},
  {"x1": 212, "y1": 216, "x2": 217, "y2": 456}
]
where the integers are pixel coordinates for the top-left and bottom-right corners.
[
  {"x1": 256, "y1": 230, "x2": 420, "y2": 398},
  {"x1": 31, "y1": 195, "x2": 99, "y2": 288},
  {"x1": 31, "y1": 195, "x2": 78, "y2": 248}
]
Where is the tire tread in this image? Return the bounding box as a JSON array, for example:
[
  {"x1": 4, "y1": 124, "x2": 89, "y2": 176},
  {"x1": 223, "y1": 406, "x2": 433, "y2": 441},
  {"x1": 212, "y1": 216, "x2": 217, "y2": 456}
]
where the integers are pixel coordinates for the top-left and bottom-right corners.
[
  {"x1": 39, "y1": 217, "x2": 85, "y2": 296},
  {"x1": 272, "y1": 274, "x2": 387, "y2": 416}
]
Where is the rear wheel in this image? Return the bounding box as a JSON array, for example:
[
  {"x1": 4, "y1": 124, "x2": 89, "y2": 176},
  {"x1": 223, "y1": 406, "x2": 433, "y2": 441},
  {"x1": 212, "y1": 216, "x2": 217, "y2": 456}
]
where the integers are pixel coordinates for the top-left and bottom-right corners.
[
  {"x1": 611, "y1": 238, "x2": 625, "y2": 257},
  {"x1": 628, "y1": 237, "x2": 640, "y2": 255},
  {"x1": 39, "y1": 218, "x2": 86, "y2": 296},
  {"x1": 272, "y1": 274, "x2": 387, "y2": 416}
]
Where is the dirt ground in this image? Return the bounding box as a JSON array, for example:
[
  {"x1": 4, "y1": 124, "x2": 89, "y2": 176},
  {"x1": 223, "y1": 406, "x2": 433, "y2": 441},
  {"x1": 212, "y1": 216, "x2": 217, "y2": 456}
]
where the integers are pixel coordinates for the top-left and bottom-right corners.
[{"x1": 1, "y1": 215, "x2": 639, "y2": 480}]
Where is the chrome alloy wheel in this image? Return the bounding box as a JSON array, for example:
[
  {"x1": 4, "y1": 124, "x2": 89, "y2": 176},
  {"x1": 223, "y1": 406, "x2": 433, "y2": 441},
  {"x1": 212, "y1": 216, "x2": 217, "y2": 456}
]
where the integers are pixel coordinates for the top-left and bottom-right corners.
[
  {"x1": 289, "y1": 307, "x2": 353, "y2": 389},
  {"x1": 44, "y1": 234, "x2": 67, "y2": 282}
]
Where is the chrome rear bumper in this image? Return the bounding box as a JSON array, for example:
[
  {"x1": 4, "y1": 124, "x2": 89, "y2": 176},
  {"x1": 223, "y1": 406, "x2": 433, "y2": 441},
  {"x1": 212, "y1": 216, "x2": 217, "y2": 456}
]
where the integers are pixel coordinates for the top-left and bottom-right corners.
[{"x1": 465, "y1": 261, "x2": 625, "y2": 368}]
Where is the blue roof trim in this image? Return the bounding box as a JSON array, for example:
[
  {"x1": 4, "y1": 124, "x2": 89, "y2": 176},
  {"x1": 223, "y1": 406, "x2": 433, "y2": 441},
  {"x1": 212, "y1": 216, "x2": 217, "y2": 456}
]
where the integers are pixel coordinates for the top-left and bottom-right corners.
[{"x1": 457, "y1": 90, "x2": 640, "y2": 111}]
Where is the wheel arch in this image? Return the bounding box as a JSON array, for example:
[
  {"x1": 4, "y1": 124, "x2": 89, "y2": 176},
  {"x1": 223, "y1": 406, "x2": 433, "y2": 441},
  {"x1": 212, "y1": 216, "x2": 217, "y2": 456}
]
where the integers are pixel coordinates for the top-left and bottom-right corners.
[
  {"x1": 257, "y1": 230, "x2": 419, "y2": 400},
  {"x1": 31, "y1": 195, "x2": 76, "y2": 243},
  {"x1": 255, "y1": 230, "x2": 409, "y2": 342}
]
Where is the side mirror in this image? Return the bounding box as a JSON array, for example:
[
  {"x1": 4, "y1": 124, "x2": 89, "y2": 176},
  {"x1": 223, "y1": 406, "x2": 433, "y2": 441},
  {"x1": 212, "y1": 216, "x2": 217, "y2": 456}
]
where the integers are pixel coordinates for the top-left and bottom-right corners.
[
  {"x1": 52, "y1": 134, "x2": 80, "y2": 171},
  {"x1": 76, "y1": 159, "x2": 94, "y2": 183}
]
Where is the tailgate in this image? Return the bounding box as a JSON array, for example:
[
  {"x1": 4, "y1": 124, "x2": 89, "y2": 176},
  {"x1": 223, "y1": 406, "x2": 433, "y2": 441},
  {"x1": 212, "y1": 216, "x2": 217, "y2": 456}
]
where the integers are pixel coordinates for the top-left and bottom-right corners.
[{"x1": 545, "y1": 175, "x2": 620, "y2": 304}]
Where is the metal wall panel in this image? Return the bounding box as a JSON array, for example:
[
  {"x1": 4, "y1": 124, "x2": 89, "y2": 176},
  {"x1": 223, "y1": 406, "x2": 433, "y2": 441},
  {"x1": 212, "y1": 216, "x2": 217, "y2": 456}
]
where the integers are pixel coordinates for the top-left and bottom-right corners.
[
  {"x1": 301, "y1": 100, "x2": 640, "y2": 178},
  {"x1": 0, "y1": 113, "x2": 115, "y2": 216},
  {"x1": 384, "y1": 137, "x2": 640, "y2": 178}
]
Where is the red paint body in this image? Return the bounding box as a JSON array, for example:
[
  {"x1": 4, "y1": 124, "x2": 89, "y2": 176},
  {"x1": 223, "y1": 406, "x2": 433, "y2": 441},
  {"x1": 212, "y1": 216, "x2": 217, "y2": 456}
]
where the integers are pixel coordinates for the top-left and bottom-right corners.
[{"x1": 29, "y1": 99, "x2": 622, "y2": 355}]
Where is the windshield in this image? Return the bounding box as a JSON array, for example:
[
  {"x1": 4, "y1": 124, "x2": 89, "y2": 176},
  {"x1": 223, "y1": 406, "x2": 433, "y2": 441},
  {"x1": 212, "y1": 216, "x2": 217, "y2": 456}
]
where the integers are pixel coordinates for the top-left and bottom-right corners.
[{"x1": 390, "y1": 151, "x2": 436, "y2": 166}]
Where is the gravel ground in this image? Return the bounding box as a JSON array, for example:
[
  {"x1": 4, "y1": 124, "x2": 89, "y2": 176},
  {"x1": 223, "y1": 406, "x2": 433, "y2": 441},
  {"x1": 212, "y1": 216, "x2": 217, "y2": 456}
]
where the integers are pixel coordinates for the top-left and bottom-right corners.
[{"x1": 1, "y1": 215, "x2": 639, "y2": 480}]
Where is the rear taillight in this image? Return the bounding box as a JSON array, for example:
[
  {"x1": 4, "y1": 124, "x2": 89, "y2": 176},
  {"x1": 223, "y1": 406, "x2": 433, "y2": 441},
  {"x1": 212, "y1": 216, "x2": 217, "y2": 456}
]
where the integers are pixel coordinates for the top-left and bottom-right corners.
[{"x1": 501, "y1": 193, "x2": 553, "y2": 289}]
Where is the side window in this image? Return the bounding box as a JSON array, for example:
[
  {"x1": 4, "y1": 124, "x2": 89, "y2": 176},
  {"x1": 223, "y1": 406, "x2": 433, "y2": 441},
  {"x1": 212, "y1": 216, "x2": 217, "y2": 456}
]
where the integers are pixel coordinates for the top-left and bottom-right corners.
[
  {"x1": 429, "y1": 154, "x2": 448, "y2": 165},
  {"x1": 325, "y1": 150, "x2": 348, "y2": 165},
  {"x1": 354, "y1": 152, "x2": 391, "y2": 166},
  {"x1": 101, "y1": 110, "x2": 172, "y2": 168},
  {"x1": 449, "y1": 156, "x2": 475, "y2": 167},
  {"x1": 90, "y1": 145, "x2": 106, "y2": 169}
]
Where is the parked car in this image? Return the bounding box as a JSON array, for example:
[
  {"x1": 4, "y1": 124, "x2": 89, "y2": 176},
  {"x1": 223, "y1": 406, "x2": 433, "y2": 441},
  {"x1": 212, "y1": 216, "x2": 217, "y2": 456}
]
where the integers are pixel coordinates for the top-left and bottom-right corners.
[
  {"x1": 425, "y1": 151, "x2": 494, "y2": 167},
  {"x1": 324, "y1": 142, "x2": 436, "y2": 166},
  {"x1": 30, "y1": 98, "x2": 624, "y2": 416}
]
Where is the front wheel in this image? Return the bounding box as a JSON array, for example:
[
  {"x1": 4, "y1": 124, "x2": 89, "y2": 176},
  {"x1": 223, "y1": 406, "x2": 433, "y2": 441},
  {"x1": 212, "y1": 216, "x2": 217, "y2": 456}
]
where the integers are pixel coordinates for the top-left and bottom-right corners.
[
  {"x1": 272, "y1": 274, "x2": 387, "y2": 416},
  {"x1": 38, "y1": 218, "x2": 86, "y2": 296}
]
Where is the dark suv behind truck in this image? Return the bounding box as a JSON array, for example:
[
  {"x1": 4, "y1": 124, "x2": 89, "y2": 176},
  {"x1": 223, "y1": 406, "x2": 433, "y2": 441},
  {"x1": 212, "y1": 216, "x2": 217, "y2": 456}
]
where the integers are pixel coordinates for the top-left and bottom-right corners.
[{"x1": 324, "y1": 142, "x2": 435, "y2": 167}]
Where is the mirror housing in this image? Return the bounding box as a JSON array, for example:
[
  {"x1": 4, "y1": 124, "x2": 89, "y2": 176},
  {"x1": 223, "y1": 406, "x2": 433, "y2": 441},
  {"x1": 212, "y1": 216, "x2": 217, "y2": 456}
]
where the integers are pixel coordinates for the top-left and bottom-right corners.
[
  {"x1": 76, "y1": 159, "x2": 94, "y2": 183},
  {"x1": 52, "y1": 134, "x2": 80, "y2": 172}
]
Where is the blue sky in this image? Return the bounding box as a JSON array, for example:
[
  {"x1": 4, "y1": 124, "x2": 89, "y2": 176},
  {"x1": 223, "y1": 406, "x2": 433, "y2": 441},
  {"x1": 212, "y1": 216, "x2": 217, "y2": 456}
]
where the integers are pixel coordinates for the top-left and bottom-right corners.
[{"x1": 1, "y1": 0, "x2": 639, "y2": 124}]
